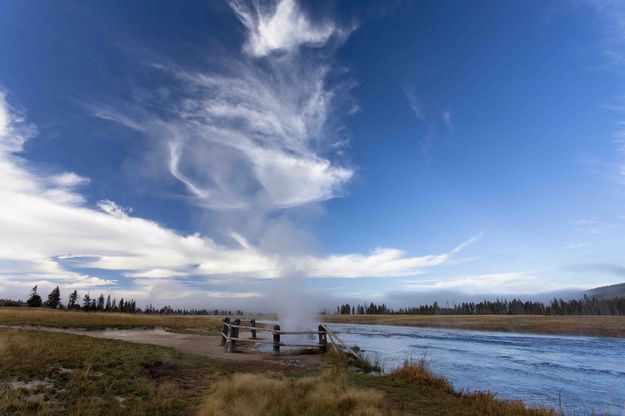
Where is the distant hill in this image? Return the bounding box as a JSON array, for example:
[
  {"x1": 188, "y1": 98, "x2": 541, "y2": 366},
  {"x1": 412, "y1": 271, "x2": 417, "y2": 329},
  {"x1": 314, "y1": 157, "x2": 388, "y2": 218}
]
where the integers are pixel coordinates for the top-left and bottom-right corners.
[{"x1": 584, "y1": 283, "x2": 625, "y2": 299}]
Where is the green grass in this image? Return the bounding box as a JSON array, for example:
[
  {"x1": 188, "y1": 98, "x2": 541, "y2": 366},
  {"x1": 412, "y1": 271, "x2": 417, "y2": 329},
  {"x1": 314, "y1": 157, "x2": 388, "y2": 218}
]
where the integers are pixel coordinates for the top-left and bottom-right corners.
[{"x1": 0, "y1": 328, "x2": 230, "y2": 415}]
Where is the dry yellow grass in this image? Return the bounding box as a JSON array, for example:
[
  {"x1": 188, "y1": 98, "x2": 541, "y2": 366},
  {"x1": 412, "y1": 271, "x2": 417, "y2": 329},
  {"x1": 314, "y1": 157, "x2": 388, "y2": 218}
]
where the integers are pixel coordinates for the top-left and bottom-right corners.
[
  {"x1": 198, "y1": 368, "x2": 393, "y2": 416},
  {"x1": 385, "y1": 360, "x2": 558, "y2": 416},
  {"x1": 388, "y1": 359, "x2": 454, "y2": 393},
  {"x1": 323, "y1": 314, "x2": 625, "y2": 337},
  {"x1": 198, "y1": 361, "x2": 558, "y2": 416},
  {"x1": 1, "y1": 324, "x2": 563, "y2": 416},
  {"x1": 0, "y1": 307, "x2": 223, "y2": 334}
]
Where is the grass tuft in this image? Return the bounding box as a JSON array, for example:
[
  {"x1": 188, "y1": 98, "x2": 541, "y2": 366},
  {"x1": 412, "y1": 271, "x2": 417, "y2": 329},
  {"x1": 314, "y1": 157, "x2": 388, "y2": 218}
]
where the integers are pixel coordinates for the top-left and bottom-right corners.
[
  {"x1": 382, "y1": 358, "x2": 559, "y2": 416},
  {"x1": 198, "y1": 368, "x2": 394, "y2": 416},
  {"x1": 388, "y1": 358, "x2": 453, "y2": 393}
]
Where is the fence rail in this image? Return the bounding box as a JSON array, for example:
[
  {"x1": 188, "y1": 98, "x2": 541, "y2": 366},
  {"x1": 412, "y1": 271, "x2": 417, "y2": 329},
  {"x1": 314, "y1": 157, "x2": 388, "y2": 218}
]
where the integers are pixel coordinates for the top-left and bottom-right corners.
[{"x1": 220, "y1": 317, "x2": 330, "y2": 355}]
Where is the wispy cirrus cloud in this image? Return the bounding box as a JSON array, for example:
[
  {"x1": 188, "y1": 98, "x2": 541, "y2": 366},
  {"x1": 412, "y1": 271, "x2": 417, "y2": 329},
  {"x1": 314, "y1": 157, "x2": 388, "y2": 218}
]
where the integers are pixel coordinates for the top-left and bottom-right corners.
[
  {"x1": 0, "y1": 1, "x2": 483, "y2": 307},
  {"x1": 93, "y1": 1, "x2": 354, "y2": 212},
  {"x1": 228, "y1": 0, "x2": 343, "y2": 57},
  {"x1": 404, "y1": 272, "x2": 574, "y2": 295},
  {"x1": 403, "y1": 86, "x2": 453, "y2": 156},
  {"x1": 0, "y1": 87, "x2": 477, "y2": 303}
]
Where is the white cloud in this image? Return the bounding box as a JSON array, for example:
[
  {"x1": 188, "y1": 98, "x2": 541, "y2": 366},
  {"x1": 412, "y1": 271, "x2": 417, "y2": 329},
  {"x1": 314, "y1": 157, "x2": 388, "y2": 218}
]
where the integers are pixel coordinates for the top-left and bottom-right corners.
[
  {"x1": 404, "y1": 272, "x2": 569, "y2": 295},
  {"x1": 93, "y1": 25, "x2": 354, "y2": 212},
  {"x1": 304, "y1": 233, "x2": 482, "y2": 279},
  {"x1": 0, "y1": 92, "x2": 475, "y2": 304},
  {"x1": 97, "y1": 199, "x2": 133, "y2": 217},
  {"x1": 49, "y1": 172, "x2": 90, "y2": 188},
  {"x1": 0, "y1": 89, "x2": 35, "y2": 154},
  {"x1": 0, "y1": 4, "x2": 481, "y2": 305},
  {"x1": 165, "y1": 61, "x2": 354, "y2": 210},
  {"x1": 228, "y1": 0, "x2": 340, "y2": 57}
]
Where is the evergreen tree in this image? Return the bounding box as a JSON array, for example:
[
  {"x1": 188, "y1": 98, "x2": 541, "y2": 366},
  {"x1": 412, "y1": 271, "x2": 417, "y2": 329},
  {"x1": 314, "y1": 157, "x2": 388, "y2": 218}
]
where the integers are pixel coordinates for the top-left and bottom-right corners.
[
  {"x1": 82, "y1": 293, "x2": 92, "y2": 311},
  {"x1": 105, "y1": 295, "x2": 111, "y2": 311},
  {"x1": 26, "y1": 285, "x2": 42, "y2": 307},
  {"x1": 67, "y1": 290, "x2": 78, "y2": 310},
  {"x1": 46, "y1": 286, "x2": 61, "y2": 309},
  {"x1": 96, "y1": 294, "x2": 105, "y2": 311}
]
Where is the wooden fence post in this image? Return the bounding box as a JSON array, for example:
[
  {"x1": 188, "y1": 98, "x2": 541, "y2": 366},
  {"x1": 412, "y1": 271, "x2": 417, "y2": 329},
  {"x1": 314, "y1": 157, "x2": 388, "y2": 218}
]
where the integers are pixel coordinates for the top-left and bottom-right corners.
[
  {"x1": 250, "y1": 319, "x2": 257, "y2": 339},
  {"x1": 318, "y1": 324, "x2": 327, "y2": 353},
  {"x1": 273, "y1": 324, "x2": 281, "y2": 355},
  {"x1": 221, "y1": 317, "x2": 230, "y2": 346},
  {"x1": 228, "y1": 318, "x2": 240, "y2": 352}
]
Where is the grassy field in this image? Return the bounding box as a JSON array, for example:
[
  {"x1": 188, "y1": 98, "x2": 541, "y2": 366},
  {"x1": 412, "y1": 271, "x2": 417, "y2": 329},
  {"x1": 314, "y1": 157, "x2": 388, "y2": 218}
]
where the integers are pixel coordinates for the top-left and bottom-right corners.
[
  {"x1": 4, "y1": 307, "x2": 623, "y2": 338},
  {"x1": 0, "y1": 307, "x2": 224, "y2": 334},
  {"x1": 0, "y1": 325, "x2": 559, "y2": 416},
  {"x1": 323, "y1": 314, "x2": 625, "y2": 337},
  {"x1": 0, "y1": 328, "x2": 230, "y2": 415}
]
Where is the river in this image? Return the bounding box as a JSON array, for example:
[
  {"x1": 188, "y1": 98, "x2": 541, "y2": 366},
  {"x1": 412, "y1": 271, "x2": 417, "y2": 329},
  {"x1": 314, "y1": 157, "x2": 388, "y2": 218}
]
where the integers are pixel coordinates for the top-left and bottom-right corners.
[{"x1": 324, "y1": 323, "x2": 625, "y2": 415}]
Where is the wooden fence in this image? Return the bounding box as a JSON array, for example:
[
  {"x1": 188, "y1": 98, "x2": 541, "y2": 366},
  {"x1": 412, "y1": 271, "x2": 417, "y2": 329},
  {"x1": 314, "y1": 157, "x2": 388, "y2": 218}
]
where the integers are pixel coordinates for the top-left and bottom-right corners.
[{"x1": 220, "y1": 317, "x2": 362, "y2": 360}]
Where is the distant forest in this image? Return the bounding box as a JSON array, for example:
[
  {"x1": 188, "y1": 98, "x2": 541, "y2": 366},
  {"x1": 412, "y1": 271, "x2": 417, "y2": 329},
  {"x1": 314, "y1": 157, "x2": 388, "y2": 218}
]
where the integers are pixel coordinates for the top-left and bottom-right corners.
[
  {"x1": 3, "y1": 286, "x2": 625, "y2": 316},
  {"x1": 327, "y1": 296, "x2": 625, "y2": 316},
  {"x1": 0, "y1": 286, "x2": 245, "y2": 316}
]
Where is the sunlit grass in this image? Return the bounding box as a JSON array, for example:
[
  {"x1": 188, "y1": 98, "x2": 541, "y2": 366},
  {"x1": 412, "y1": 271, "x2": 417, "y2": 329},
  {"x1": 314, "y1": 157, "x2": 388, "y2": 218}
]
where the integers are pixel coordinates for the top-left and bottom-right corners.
[
  {"x1": 0, "y1": 328, "x2": 225, "y2": 415},
  {"x1": 360, "y1": 359, "x2": 559, "y2": 416},
  {"x1": 0, "y1": 326, "x2": 563, "y2": 416},
  {"x1": 0, "y1": 307, "x2": 223, "y2": 334},
  {"x1": 1, "y1": 310, "x2": 569, "y2": 415},
  {"x1": 198, "y1": 368, "x2": 393, "y2": 416}
]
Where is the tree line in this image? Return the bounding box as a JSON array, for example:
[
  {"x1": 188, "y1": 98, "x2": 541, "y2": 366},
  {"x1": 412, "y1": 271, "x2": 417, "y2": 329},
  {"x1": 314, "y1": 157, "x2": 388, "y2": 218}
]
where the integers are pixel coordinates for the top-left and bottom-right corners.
[
  {"x1": 0, "y1": 286, "x2": 244, "y2": 316},
  {"x1": 22, "y1": 285, "x2": 140, "y2": 313},
  {"x1": 327, "y1": 296, "x2": 625, "y2": 316}
]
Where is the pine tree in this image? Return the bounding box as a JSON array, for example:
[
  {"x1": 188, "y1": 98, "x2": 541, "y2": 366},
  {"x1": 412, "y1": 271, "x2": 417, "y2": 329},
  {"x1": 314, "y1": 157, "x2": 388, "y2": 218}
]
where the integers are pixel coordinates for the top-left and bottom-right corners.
[
  {"x1": 105, "y1": 295, "x2": 111, "y2": 311},
  {"x1": 26, "y1": 286, "x2": 42, "y2": 307},
  {"x1": 67, "y1": 290, "x2": 78, "y2": 310},
  {"x1": 82, "y1": 293, "x2": 92, "y2": 311},
  {"x1": 96, "y1": 294, "x2": 105, "y2": 311},
  {"x1": 46, "y1": 286, "x2": 61, "y2": 309}
]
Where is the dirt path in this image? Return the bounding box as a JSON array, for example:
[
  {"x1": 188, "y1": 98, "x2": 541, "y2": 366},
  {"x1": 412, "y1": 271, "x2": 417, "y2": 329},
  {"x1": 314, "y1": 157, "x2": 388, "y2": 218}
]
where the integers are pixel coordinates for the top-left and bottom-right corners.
[{"x1": 0, "y1": 325, "x2": 323, "y2": 368}]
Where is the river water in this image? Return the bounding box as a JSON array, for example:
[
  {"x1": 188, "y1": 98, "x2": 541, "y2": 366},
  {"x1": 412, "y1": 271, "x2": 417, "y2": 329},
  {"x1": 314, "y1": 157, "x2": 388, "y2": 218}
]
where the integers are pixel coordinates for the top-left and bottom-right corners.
[{"x1": 323, "y1": 323, "x2": 625, "y2": 415}]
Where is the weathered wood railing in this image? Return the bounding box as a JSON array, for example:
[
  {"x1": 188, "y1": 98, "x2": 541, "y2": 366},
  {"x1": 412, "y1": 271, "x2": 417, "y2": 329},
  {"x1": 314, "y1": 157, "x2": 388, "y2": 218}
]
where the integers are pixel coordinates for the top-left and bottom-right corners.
[{"x1": 220, "y1": 317, "x2": 332, "y2": 355}]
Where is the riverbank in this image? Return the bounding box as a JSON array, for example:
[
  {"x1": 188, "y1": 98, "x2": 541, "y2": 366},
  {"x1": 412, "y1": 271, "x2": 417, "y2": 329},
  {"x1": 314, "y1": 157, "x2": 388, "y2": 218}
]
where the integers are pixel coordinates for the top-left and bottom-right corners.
[
  {"x1": 1, "y1": 327, "x2": 556, "y2": 415},
  {"x1": 322, "y1": 314, "x2": 625, "y2": 337}
]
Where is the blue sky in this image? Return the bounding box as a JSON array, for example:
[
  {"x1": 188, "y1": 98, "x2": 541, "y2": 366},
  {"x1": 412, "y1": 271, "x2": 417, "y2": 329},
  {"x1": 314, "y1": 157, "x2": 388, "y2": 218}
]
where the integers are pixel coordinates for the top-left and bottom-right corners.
[{"x1": 1, "y1": 0, "x2": 625, "y2": 309}]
